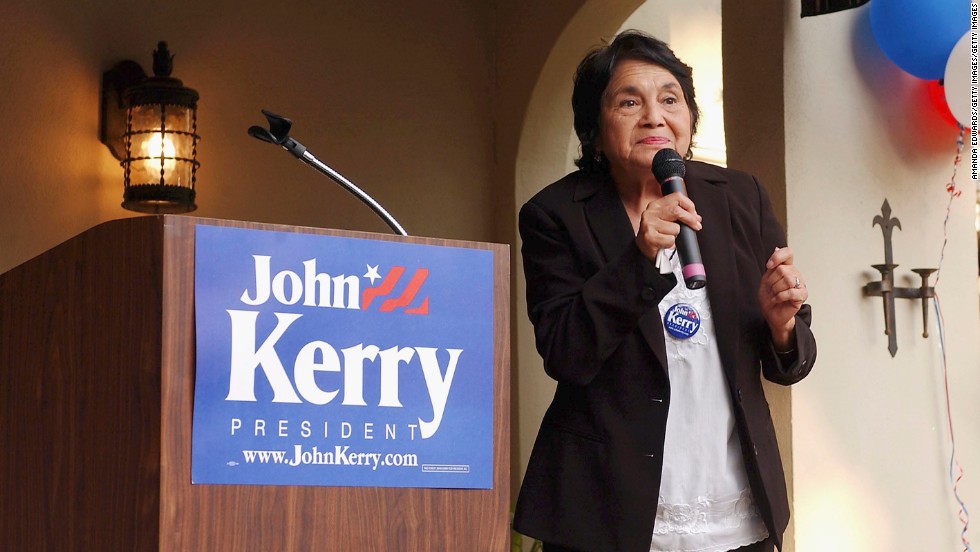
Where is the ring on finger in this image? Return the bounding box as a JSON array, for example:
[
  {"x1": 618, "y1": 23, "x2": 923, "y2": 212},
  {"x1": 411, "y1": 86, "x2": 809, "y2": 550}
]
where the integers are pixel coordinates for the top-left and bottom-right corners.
[{"x1": 794, "y1": 276, "x2": 801, "y2": 289}]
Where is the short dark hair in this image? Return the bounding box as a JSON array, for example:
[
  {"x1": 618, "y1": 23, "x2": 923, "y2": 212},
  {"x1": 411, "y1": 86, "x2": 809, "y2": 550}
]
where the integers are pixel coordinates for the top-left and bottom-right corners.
[{"x1": 572, "y1": 30, "x2": 700, "y2": 173}]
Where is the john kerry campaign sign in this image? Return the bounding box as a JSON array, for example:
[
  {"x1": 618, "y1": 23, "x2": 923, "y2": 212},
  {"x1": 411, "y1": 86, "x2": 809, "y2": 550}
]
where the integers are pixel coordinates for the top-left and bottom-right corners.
[{"x1": 191, "y1": 224, "x2": 494, "y2": 489}]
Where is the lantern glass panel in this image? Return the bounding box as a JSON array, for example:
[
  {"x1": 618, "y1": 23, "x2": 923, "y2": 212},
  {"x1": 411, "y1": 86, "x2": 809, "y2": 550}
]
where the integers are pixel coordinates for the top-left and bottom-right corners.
[
  {"x1": 164, "y1": 106, "x2": 194, "y2": 134},
  {"x1": 171, "y1": 127, "x2": 196, "y2": 161},
  {"x1": 128, "y1": 152, "x2": 195, "y2": 187},
  {"x1": 126, "y1": 103, "x2": 196, "y2": 187},
  {"x1": 129, "y1": 104, "x2": 163, "y2": 133}
]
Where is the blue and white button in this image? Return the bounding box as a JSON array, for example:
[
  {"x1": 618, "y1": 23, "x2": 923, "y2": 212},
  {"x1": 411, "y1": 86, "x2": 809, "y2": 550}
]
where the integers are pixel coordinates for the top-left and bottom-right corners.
[{"x1": 663, "y1": 303, "x2": 701, "y2": 340}]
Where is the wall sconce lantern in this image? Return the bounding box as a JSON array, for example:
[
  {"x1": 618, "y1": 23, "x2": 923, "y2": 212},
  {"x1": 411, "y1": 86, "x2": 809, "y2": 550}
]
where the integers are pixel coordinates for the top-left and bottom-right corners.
[{"x1": 100, "y1": 41, "x2": 199, "y2": 213}]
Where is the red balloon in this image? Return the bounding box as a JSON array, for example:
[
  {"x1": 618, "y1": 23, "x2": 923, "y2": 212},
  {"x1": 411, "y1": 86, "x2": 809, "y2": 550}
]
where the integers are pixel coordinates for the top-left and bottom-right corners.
[{"x1": 926, "y1": 80, "x2": 959, "y2": 128}]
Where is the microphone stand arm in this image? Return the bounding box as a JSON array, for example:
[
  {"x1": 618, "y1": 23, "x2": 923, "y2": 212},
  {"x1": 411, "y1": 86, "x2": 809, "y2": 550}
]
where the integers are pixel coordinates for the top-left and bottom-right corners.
[{"x1": 248, "y1": 110, "x2": 408, "y2": 237}]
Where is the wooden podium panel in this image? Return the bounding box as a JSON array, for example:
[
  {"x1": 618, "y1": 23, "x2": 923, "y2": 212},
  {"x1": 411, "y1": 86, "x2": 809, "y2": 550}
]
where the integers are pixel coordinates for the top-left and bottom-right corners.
[{"x1": 0, "y1": 216, "x2": 510, "y2": 551}]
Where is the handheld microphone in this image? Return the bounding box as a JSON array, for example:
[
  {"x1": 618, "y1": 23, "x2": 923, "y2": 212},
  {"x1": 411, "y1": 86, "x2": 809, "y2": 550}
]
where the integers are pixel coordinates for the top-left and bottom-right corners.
[{"x1": 651, "y1": 148, "x2": 706, "y2": 289}]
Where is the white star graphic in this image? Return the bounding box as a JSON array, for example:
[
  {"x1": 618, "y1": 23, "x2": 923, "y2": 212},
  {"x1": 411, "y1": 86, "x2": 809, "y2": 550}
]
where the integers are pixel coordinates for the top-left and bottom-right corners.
[{"x1": 364, "y1": 264, "x2": 381, "y2": 285}]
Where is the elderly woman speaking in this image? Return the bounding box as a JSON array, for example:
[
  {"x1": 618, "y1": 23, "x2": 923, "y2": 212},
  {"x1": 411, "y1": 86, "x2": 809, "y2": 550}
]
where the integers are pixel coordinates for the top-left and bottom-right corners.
[{"x1": 513, "y1": 31, "x2": 816, "y2": 552}]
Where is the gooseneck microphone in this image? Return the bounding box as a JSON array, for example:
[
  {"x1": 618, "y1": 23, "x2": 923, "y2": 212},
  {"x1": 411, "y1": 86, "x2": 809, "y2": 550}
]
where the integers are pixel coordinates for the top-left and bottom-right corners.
[
  {"x1": 248, "y1": 110, "x2": 408, "y2": 236},
  {"x1": 651, "y1": 148, "x2": 706, "y2": 289}
]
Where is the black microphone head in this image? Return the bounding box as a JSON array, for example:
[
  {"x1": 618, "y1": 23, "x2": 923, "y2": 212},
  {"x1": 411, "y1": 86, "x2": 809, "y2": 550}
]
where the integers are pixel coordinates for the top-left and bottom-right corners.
[
  {"x1": 248, "y1": 110, "x2": 294, "y2": 146},
  {"x1": 651, "y1": 148, "x2": 686, "y2": 181},
  {"x1": 248, "y1": 125, "x2": 278, "y2": 144}
]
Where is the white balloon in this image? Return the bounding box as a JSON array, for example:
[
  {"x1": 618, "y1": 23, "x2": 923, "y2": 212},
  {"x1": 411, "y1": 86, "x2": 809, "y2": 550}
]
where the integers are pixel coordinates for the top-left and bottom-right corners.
[{"x1": 944, "y1": 31, "x2": 974, "y2": 128}]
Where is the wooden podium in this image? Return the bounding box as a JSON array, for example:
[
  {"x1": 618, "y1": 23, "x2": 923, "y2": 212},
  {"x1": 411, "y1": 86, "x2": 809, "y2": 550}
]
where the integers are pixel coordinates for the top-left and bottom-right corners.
[{"x1": 0, "y1": 216, "x2": 510, "y2": 551}]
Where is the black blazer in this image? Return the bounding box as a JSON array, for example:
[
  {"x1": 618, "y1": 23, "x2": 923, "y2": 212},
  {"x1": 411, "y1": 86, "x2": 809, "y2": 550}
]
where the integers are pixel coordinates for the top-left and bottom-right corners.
[{"x1": 513, "y1": 162, "x2": 816, "y2": 552}]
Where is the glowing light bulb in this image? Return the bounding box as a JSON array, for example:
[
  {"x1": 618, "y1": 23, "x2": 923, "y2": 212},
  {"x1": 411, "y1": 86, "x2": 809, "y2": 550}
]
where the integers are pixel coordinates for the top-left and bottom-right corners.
[
  {"x1": 138, "y1": 132, "x2": 179, "y2": 179},
  {"x1": 144, "y1": 132, "x2": 176, "y2": 160}
]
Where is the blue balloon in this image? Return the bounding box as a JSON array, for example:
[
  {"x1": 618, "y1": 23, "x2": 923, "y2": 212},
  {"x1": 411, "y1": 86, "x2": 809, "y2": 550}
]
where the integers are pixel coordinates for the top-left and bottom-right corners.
[{"x1": 870, "y1": 0, "x2": 969, "y2": 80}]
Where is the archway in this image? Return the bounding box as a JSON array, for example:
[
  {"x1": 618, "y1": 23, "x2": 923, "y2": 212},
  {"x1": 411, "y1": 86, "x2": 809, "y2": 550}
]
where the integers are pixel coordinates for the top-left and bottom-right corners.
[{"x1": 510, "y1": 0, "x2": 795, "y2": 548}]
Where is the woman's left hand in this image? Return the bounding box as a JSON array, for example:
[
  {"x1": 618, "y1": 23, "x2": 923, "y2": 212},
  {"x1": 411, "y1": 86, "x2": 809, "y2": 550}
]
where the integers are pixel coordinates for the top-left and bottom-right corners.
[{"x1": 758, "y1": 246, "x2": 807, "y2": 351}]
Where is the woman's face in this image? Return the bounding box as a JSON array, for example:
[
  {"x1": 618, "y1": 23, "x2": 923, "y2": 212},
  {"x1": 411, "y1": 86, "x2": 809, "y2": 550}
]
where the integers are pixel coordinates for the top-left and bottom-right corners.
[{"x1": 596, "y1": 59, "x2": 692, "y2": 184}]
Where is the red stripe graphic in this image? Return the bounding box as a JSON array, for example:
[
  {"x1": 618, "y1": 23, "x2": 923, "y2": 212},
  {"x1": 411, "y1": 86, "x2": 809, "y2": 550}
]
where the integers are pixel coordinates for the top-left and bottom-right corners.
[
  {"x1": 404, "y1": 296, "x2": 429, "y2": 315},
  {"x1": 379, "y1": 268, "x2": 429, "y2": 313},
  {"x1": 361, "y1": 266, "x2": 405, "y2": 309}
]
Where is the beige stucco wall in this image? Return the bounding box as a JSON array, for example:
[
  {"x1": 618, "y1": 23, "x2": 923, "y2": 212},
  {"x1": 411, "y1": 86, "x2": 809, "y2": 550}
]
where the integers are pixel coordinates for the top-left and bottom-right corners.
[{"x1": 785, "y1": 6, "x2": 980, "y2": 551}]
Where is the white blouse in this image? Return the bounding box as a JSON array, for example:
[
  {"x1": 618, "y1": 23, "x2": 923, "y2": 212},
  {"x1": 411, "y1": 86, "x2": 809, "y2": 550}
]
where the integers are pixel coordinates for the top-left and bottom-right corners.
[{"x1": 649, "y1": 248, "x2": 769, "y2": 552}]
